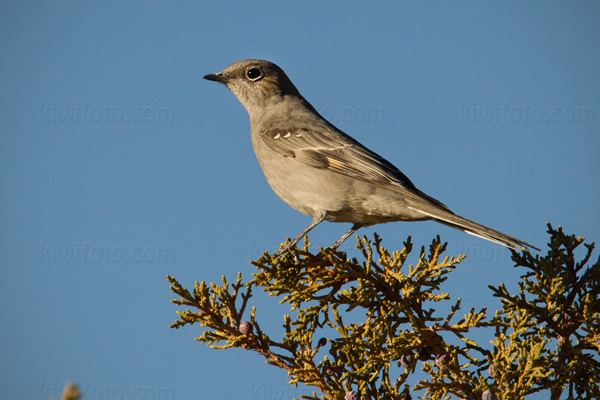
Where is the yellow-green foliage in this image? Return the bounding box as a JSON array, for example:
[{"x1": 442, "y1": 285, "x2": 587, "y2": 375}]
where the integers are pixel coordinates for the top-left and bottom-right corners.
[
  {"x1": 50, "y1": 383, "x2": 81, "y2": 400},
  {"x1": 168, "y1": 224, "x2": 599, "y2": 399}
]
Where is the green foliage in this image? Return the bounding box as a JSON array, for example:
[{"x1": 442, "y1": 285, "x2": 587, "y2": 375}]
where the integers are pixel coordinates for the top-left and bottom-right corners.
[
  {"x1": 486, "y1": 225, "x2": 600, "y2": 400},
  {"x1": 168, "y1": 224, "x2": 599, "y2": 399}
]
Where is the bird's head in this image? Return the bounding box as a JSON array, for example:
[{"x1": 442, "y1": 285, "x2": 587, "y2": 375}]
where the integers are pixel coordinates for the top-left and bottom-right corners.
[{"x1": 204, "y1": 59, "x2": 302, "y2": 113}]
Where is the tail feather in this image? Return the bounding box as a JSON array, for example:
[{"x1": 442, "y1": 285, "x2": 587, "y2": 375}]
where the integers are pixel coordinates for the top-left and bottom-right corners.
[{"x1": 407, "y1": 206, "x2": 539, "y2": 252}]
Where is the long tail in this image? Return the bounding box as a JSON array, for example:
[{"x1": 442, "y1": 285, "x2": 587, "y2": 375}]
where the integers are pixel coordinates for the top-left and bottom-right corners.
[{"x1": 407, "y1": 205, "x2": 539, "y2": 252}]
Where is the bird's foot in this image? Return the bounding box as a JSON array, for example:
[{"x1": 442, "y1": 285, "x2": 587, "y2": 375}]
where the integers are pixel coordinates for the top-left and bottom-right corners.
[
  {"x1": 274, "y1": 238, "x2": 303, "y2": 263},
  {"x1": 274, "y1": 245, "x2": 300, "y2": 265},
  {"x1": 275, "y1": 243, "x2": 295, "y2": 257}
]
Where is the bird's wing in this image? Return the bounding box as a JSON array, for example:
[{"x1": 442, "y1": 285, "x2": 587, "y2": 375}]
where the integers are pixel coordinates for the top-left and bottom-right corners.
[
  {"x1": 260, "y1": 126, "x2": 420, "y2": 191},
  {"x1": 260, "y1": 126, "x2": 537, "y2": 252}
]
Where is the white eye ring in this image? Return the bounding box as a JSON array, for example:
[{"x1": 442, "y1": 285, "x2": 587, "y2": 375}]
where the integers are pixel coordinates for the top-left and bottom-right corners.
[{"x1": 246, "y1": 67, "x2": 264, "y2": 81}]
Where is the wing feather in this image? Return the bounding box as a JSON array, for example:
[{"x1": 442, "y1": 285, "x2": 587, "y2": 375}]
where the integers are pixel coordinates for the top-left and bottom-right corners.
[{"x1": 260, "y1": 127, "x2": 417, "y2": 190}]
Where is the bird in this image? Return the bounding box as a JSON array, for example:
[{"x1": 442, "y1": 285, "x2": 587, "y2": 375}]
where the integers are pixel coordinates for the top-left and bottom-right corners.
[{"x1": 204, "y1": 59, "x2": 538, "y2": 254}]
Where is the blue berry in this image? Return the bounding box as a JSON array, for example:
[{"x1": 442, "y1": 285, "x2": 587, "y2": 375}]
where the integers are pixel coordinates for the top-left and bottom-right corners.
[
  {"x1": 239, "y1": 321, "x2": 253, "y2": 335},
  {"x1": 400, "y1": 352, "x2": 416, "y2": 368}
]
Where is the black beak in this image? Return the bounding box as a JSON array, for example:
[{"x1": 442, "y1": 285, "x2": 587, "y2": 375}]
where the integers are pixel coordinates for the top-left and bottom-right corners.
[{"x1": 203, "y1": 73, "x2": 228, "y2": 84}]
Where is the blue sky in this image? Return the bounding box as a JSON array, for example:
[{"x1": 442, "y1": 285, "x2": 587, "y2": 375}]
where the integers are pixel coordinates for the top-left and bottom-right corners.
[{"x1": 1, "y1": 1, "x2": 599, "y2": 399}]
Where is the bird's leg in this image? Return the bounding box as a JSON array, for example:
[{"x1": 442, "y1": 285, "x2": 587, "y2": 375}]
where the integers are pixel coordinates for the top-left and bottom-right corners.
[
  {"x1": 329, "y1": 223, "x2": 365, "y2": 250},
  {"x1": 275, "y1": 212, "x2": 327, "y2": 256}
]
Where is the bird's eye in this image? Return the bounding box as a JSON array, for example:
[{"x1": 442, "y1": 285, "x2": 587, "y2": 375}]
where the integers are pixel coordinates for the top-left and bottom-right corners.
[{"x1": 246, "y1": 67, "x2": 264, "y2": 81}]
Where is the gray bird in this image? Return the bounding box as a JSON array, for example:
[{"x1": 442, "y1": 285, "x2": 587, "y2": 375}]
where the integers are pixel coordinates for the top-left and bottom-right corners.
[{"x1": 204, "y1": 59, "x2": 538, "y2": 254}]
